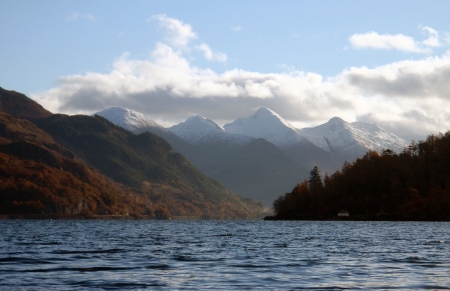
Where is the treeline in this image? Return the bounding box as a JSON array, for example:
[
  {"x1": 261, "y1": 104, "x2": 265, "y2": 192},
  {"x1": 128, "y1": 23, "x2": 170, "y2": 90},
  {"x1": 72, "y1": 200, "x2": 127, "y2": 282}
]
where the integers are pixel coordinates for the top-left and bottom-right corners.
[{"x1": 272, "y1": 132, "x2": 450, "y2": 220}]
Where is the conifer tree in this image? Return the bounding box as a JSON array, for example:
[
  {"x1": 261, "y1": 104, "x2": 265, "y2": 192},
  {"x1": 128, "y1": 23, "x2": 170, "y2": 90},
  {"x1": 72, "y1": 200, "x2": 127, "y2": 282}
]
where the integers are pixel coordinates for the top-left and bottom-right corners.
[{"x1": 308, "y1": 166, "x2": 323, "y2": 195}]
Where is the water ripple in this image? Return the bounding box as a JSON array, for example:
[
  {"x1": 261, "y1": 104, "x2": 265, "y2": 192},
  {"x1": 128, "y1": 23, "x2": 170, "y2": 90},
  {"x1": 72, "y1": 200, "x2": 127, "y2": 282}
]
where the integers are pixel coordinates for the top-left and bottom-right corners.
[{"x1": 1, "y1": 220, "x2": 450, "y2": 290}]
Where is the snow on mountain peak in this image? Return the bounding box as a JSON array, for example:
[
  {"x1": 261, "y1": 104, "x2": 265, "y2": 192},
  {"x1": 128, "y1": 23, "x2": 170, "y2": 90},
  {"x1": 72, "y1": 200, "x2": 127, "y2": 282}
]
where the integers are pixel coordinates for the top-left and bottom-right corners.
[
  {"x1": 169, "y1": 114, "x2": 251, "y2": 145},
  {"x1": 224, "y1": 107, "x2": 302, "y2": 147},
  {"x1": 254, "y1": 106, "x2": 277, "y2": 117},
  {"x1": 95, "y1": 105, "x2": 408, "y2": 160},
  {"x1": 350, "y1": 121, "x2": 408, "y2": 153},
  {"x1": 185, "y1": 115, "x2": 225, "y2": 130},
  {"x1": 94, "y1": 106, "x2": 161, "y2": 133},
  {"x1": 298, "y1": 117, "x2": 408, "y2": 154}
]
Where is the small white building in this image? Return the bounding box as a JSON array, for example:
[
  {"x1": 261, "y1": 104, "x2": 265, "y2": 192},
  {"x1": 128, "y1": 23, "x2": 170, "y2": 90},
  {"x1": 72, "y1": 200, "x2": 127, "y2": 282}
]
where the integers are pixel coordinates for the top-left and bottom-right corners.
[{"x1": 338, "y1": 210, "x2": 349, "y2": 217}]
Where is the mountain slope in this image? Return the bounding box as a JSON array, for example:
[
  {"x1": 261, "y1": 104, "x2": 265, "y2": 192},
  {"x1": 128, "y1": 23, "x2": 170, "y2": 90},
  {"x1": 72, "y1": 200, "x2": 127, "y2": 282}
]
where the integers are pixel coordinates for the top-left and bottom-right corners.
[
  {"x1": 298, "y1": 117, "x2": 408, "y2": 164},
  {"x1": 32, "y1": 114, "x2": 265, "y2": 217},
  {"x1": 195, "y1": 139, "x2": 309, "y2": 206},
  {"x1": 0, "y1": 111, "x2": 171, "y2": 218},
  {"x1": 0, "y1": 88, "x2": 265, "y2": 218},
  {"x1": 95, "y1": 106, "x2": 306, "y2": 206},
  {"x1": 94, "y1": 107, "x2": 192, "y2": 155},
  {"x1": 0, "y1": 87, "x2": 52, "y2": 119},
  {"x1": 95, "y1": 105, "x2": 408, "y2": 206}
]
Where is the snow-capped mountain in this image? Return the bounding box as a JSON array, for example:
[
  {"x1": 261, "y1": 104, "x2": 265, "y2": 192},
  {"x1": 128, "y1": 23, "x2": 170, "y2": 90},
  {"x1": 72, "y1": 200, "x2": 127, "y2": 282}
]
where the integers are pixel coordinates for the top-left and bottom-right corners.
[
  {"x1": 92, "y1": 105, "x2": 410, "y2": 206},
  {"x1": 96, "y1": 106, "x2": 408, "y2": 157},
  {"x1": 224, "y1": 107, "x2": 303, "y2": 148},
  {"x1": 169, "y1": 115, "x2": 253, "y2": 145},
  {"x1": 298, "y1": 117, "x2": 408, "y2": 157},
  {"x1": 94, "y1": 107, "x2": 162, "y2": 133}
]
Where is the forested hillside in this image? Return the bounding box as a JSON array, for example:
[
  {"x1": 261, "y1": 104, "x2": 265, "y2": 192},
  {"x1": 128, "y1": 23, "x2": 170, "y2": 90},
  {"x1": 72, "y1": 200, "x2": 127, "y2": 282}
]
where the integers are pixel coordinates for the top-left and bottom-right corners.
[
  {"x1": 0, "y1": 87, "x2": 265, "y2": 219},
  {"x1": 272, "y1": 133, "x2": 450, "y2": 220}
]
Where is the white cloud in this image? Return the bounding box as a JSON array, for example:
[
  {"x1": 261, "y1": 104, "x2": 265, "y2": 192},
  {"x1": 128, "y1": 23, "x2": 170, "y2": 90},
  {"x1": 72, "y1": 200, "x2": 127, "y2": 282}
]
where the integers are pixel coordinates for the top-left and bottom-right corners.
[
  {"x1": 149, "y1": 14, "x2": 226, "y2": 64},
  {"x1": 348, "y1": 32, "x2": 428, "y2": 53},
  {"x1": 421, "y1": 26, "x2": 440, "y2": 47},
  {"x1": 33, "y1": 47, "x2": 450, "y2": 142},
  {"x1": 67, "y1": 12, "x2": 97, "y2": 22},
  {"x1": 349, "y1": 26, "x2": 448, "y2": 54},
  {"x1": 31, "y1": 19, "x2": 450, "y2": 142},
  {"x1": 195, "y1": 43, "x2": 227, "y2": 62},
  {"x1": 149, "y1": 14, "x2": 197, "y2": 48}
]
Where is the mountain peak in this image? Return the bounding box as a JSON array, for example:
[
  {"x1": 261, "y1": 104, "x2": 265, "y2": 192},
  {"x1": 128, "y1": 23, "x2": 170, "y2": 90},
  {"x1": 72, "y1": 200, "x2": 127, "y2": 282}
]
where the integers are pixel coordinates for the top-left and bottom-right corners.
[
  {"x1": 254, "y1": 106, "x2": 277, "y2": 116},
  {"x1": 185, "y1": 114, "x2": 213, "y2": 123},
  {"x1": 169, "y1": 115, "x2": 231, "y2": 144},
  {"x1": 326, "y1": 116, "x2": 348, "y2": 128},
  {"x1": 94, "y1": 106, "x2": 161, "y2": 133},
  {"x1": 183, "y1": 115, "x2": 224, "y2": 130},
  {"x1": 328, "y1": 116, "x2": 345, "y2": 123},
  {"x1": 224, "y1": 107, "x2": 302, "y2": 147}
]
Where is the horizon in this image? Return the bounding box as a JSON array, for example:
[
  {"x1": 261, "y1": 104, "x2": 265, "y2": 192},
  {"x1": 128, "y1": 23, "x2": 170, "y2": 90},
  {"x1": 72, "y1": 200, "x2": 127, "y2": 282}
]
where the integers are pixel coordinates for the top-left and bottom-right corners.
[{"x1": 2, "y1": 1, "x2": 450, "y2": 142}]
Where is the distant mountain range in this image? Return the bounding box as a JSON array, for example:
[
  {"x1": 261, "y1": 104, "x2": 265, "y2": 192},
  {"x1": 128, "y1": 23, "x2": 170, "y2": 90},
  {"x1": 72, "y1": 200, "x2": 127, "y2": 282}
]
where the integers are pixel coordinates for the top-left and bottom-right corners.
[
  {"x1": 0, "y1": 87, "x2": 265, "y2": 219},
  {"x1": 95, "y1": 106, "x2": 408, "y2": 205}
]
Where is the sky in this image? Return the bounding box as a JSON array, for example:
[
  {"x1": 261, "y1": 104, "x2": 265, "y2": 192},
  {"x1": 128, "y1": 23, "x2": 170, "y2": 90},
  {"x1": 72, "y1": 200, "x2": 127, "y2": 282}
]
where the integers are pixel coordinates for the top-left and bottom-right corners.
[{"x1": 1, "y1": 0, "x2": 450, "y2": 142}]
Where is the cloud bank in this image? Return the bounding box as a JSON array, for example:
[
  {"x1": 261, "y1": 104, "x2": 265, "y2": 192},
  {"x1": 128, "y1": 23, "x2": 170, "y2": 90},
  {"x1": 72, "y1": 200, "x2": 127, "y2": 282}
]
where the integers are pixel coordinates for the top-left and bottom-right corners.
[{"x1": 32, "y1": 18, "x2": 450, "y2": 142}]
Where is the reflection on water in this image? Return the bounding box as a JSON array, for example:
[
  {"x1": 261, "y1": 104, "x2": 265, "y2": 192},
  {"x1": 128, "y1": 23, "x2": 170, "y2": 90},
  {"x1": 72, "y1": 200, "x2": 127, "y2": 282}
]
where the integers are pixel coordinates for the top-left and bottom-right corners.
[{"x1": 1, "y1": 220, "x2": 449, "y2": 290}]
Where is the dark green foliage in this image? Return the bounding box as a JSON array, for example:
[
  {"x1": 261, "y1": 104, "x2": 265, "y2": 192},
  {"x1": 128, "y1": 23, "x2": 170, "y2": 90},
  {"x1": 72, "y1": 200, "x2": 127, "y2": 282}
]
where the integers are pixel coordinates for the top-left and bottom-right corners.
[{"x1": 308, "y1": 166, "x2": 323, "y2": 196}]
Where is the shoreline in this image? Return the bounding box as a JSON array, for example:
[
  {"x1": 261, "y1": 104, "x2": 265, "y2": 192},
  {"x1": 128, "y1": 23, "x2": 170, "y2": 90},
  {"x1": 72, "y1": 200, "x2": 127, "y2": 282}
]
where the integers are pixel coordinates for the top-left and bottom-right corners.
[
  {"x1": 0, "y1": 214, "x2": 153, "y2": 220},
  {"x1": 264, "y1": 215, "x2": 450, "y2": 222}
]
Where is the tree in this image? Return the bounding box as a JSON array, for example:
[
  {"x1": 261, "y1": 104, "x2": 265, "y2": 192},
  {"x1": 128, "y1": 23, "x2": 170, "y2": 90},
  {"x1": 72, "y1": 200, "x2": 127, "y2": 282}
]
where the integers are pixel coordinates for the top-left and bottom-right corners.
[{"x1": 308, "y1": 166, "x2": 323, "y2": 195}]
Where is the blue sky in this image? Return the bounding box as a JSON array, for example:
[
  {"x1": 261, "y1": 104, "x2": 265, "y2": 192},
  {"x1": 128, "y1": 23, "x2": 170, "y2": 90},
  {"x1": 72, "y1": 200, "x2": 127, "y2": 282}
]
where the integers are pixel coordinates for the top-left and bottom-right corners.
[{"x1": 1, "y1": 0, "x2": 450, "y2": 141}]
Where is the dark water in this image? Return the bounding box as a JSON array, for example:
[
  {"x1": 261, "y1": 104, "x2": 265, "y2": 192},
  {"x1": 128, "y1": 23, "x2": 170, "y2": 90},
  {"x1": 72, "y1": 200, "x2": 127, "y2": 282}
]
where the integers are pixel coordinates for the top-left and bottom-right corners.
[{"x1": 1, "y1": 220, "x2": 450, "y2": 290}]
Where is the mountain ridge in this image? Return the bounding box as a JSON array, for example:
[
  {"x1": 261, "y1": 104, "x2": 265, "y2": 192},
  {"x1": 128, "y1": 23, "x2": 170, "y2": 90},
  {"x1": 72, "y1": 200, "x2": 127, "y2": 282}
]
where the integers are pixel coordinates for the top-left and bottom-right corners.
[
  {"x1": 94, "y1": 106, "x2": 408, "y2": 205},
  {"x1": 96, "y1": 106, "x2": 407, "y2": 157},
  {"x1": 0, "y1": 88, "x2": 265, "y2": 218}
]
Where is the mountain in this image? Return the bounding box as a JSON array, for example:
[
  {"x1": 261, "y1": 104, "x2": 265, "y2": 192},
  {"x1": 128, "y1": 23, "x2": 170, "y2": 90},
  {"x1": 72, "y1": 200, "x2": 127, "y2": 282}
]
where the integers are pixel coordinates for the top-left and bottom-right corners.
[
  {"x1": 224, "y1": 107, "x2": 302, "y2": 148},
  {"x1": 169, "y1": 115, "x2": 253, "y2": 145},
  {"x1": 298, "y1": 117, "x2": 408, "y2": 164},
  {"x1": 95, "y1": 105, "x2": 408, "y2": 206},
  {"x1": 95, "y1": 107, "x2": 162, "y2": 133},
  {"x1": 96, "y1": 107, "x2": 307, "y2": 206},
  {"x1": 0, "y1": 110, "x2": 171, "y2": 218},
  {"x1": 0, "y1": 88, "x2": 265, "y2": 219},
  {"x1": 31, "y1": 114, "x2": 264, "y2": 218},
  {"x1": 196, "y1": 138, "x2": 309, "y2": 206},
  {"x1": 166, "y1": 115, "x2": 304, "y2": 205},
  {"x1": 94, "y1": 107, "x2": 192, "y2": 155}
]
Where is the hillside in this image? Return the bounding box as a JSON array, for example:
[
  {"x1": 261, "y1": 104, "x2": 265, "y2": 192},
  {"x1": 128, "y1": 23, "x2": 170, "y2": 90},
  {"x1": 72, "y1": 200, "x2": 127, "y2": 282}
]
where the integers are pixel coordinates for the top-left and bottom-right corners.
[
  {"x1": 0, "y1": 88, "x2": 265, "y2": 219},
  {"x1": 0, "y1": 87, "x2": 52, "y2": 119},
  {"x1": 0, "y1": 111, "x2": 169, "y2": 218}
]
